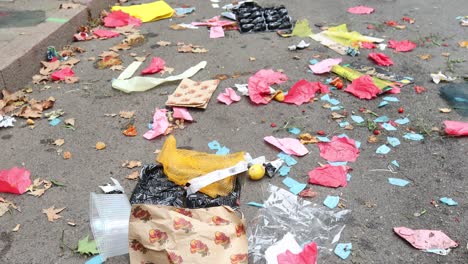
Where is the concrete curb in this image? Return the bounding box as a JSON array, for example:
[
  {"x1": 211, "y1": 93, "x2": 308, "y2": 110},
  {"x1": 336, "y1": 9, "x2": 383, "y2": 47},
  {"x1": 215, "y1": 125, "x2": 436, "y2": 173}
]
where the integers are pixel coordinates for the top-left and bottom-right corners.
[{"x1": 0, "y1": 0, "x2": 117, "y2": 91}]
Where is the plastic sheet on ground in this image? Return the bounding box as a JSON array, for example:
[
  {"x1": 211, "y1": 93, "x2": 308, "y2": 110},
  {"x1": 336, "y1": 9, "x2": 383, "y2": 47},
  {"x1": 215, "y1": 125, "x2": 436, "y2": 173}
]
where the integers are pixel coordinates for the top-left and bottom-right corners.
[
  {"x1": 217, "y1": 88, "x2": 241, "y2": 105},
  {"x1": 111, "y1": 1, "x2": 174, "y2": 23},
  {"x1": 248, "y1": 185, "x2": 349, "y2": 263},
  {"x1": 112, "y1": 61, "x2": 206, "y2": 93}
]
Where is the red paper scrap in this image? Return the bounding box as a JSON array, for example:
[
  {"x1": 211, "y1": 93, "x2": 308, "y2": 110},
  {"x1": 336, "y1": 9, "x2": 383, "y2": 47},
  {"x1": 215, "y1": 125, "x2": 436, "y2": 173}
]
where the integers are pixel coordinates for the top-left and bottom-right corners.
[
  {"x1": 444, "y1": 120, "x2": 468, "y2": 136},
  {"x1": 388, "y1": 86, "x2": 401, "y2": 94},
  {"x1": 394, "y1": 227, "x2": 458, "y2": 250},
  {"x1": 361, "y1": 42, "x2": 376, "y2": 49},
  {"x1": 345, "y1": 75, "x2": 381, "y2": 99},
  {"x1": 347, "y1": 6, "x2": 375, "y2": 15},
  {"x1": 388, "y1": 40, "x2": 417, "y2": 52},
  {"x1": 141, "y1": 57, "x2": 165, "y2": 75},
  {"x1": 277, "y1": 242, "x2": 318, "y2": 264},
  {"x1": 368, "y1": 53, "x2": 394, "y2": 66},
  {"x1": 104, "y1": 10, "x2": 142, "y2": 28},
  {"x1": 264, "y1": 136, "x2": 309, "y2": 156},
  {"x1": 0, "y1": 167, "x2": 31, "y2": 194},
  {"x1": 173, "y1": 107, "x2": 193, "y2": 121},
  {"x1": 283, "y1": 80, "x2": 328, "y2": 105},
  {"x1": 248, "y1": 69, "x2": 288, "y2": 105},
  {"x1": 217, "y1": 88, "x2": 241, "y2": 105},
  {"x1": 414, "y1": 86, "x2": 426, "y2": 94},
  {"x1": 51, "y1": 67, "x2": 75, "y2": 81},
  {"x1": 93, "y1": 29, "x2": 120, "y2": 39},
  {"x1": 308, "y1": 164, "x2": 351, "y2": 188},
  {"x1": 318, "y1": 136, "x2": 360, "y2": 162}
]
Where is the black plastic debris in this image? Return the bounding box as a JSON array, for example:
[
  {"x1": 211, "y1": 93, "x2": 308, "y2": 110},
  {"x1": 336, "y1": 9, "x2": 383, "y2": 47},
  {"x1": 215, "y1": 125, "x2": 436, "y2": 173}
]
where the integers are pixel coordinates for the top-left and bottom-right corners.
[
  {"x1": 233, "y1": 2, "x2": 292, "y2": 33},
  {"x1": 129, "y1": 164, "x2": 241, "y2": 209},
  {"x1": 440, "y1": 83, "x2": 468, "y2": 116}
]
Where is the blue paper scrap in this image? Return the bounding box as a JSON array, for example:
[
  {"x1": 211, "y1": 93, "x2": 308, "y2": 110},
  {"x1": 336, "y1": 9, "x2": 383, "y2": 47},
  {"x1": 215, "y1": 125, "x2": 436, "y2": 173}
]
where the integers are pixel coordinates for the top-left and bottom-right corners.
[
  {"x1": 334, "y1": 243, "x2": 352, "y2": 260},
  {"x1": 174, "y1": 7, "x2": 195, "y2": 16},
  {"x1": 391, "y1": 160, "x2": 400, "y2": 167},
  {"x1": 330, "y1": 106, "x2": 343, "y2": 111},
  {"x1": 85, "y1": 255, "x2": 104, "y2": 264},
  {"x1": 351, "y1": 115, "x2": 364, "y2": 123},
  {"x1": 439, "y1": 197, "x2": 458, "y2": 206},
  {"x1": 216, "y1": 146, "x2": 230, "y2": 155},
  {"x1": 278, "y1": 166, "x2": 291, "y2": 176},
  {"x1": 395, "y1": 117, "x2": 410, "y2": 125},
  {"x1": 328, "y1": 161, "x2": 348, "y2": 166},
  {"x1": 316, "y1": 136, "x2": 331, "y2": 142},
  {"x1": 309, "y1": 59, "x2": 319, "y2": 65},
  {"x1": 321, "y1": 94, "x2": 331, "y2": 102},
  {"x1": 376, "y1": 144, "x2": 391, "y2": 154},
  {"x1": 347, "y1": 173, "x2": 352, "y2": 181},
  {"x1": 325, "y1": 78, "x2": 333, "y2": 84},
  {"x1": 403, "y1": 133, "x2": 424, "y2": 141},
  {"x1": 382, "y1": 123, "x2": 397, "y2": 131},
  {"x1": 388, "y1": 178, "x2": 410, "y2": 186},
  {"x1": 323, "y1": 195, "x2": 340, "y2": 209},
  {"x1": 383, "y1": 96, "x2": 400, "y2": 102},
  {"x1": 208, "y1": 140, "x2": 221, "y2": 150},
  {"x1": 277, "y1": 152, "x2": 297, "y2": 166},
  {"x1": 337, "y1": 133, "x2": 348, "y2": 138},
  {"x1": 374, "y1": 116, "x2": 390, "y2": 123},
  {"x1": 282, "y1": 177, "x2": 306, "y2": 195},
  {"x1": 339, "y1": 121, "x2": 350, "y2": 128},
  {"x1": 387, "y1": 137, "x2": 401, "y2": 147},
  {"x1": 288, "y1": 127, "x2": 301, "y2": 135},
  {"x1": 147, "y1": 123, "x2": 153, "y2": 129},
  {"x1": 247, "y1": 202, "x2": 265, "y2": 208},
  {"x1": 329, "y1": 98, "x2": 341, "y2": 105},
  {"x1": 49, "y1": 118, "x2": 61, "y2": 126},
  {"x1": 378, "y1": 101, "x2": 388, "y2": 108},
  {"x1": 355, "y1": 140, "x2": 361, "y2": 149}
]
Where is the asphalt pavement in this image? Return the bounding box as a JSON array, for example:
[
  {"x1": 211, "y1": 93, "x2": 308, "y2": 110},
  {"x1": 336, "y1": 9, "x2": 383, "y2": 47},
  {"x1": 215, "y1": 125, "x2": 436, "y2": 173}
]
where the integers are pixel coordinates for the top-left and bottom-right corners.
[{"x1": 0, "y1": 0, "x2": 467, "y2": 263}]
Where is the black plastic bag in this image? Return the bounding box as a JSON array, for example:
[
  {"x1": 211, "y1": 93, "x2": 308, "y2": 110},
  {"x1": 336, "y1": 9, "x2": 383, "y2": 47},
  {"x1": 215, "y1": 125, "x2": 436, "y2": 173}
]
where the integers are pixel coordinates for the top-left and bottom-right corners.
[{"x1": 129, "y1": 164, "x2": 241, "y2": 209}]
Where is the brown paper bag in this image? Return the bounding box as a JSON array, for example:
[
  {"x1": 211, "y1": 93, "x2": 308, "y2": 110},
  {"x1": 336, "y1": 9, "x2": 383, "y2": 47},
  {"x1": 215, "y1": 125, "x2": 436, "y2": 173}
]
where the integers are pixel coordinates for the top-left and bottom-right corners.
[{"x1": 128, "y1": 204, "x2": 248, "y2": 264}]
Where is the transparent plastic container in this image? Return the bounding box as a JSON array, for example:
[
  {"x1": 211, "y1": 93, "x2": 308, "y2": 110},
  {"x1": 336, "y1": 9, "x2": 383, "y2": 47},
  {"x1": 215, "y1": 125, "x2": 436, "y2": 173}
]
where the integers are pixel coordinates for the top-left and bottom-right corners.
[{"x1": 89, "y1": 192, "x2": 131, "y2": 260}]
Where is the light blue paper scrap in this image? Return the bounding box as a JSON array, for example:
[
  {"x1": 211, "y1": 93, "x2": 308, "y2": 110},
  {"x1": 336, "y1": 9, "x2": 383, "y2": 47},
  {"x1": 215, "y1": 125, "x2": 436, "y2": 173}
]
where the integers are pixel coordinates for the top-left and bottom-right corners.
[
  {"x1": 395, "y1": 117, "x2": 410, "y2": 125},
  {"x1": 351, "y1": 115, "x2": 364, "y2": 123},
  {"x1": 330, "y1": 106, "x2": 343, "y2": 111},
  {"x1": 378, "y1": 101, "x2": 388, "y2": 108},
  {"x1": 382, "y1": 123, "x2": 397, "y2": 131},
  {"x1": 387, "y1": 137, "x2": 401, "y2": 147},
  {"x1": 337, "y1": 133, "x2": 349, "y2": 138},
  {"x1": 317, "y1": 136, "x2": 330, "y2": 142},
  {"x1": 334, "y1": 243, "x2": 352, "y2": 260},
  {"x1": 329, "y1": 98, "x2": 341, "y2": 105},
  {"x1": 321, "y1": 94, "x2": 331, "y2": 102},
  {"x1": 279, "y1": 166, "x2": 291, "y2": 176},
  {"x1": 339, "y1": 121, "x2": 350, "y2": 128},
  {"x1": 216, "y1": 146, "x2": 230, "y2": 155},
  {"x1": 439, "y1": 197, "x2": 458, "y2": 206},
  {"x1": 147, "y1": 123, "x2": 153, "y2": 129},
  {"x1": 323, "y1": 195, "x2": 340, "y2": 209},
  {"x1": 383, "y1": 96, "x2": 400, "y2": 102},
  {"x1": 325, "y1": 78, "x2": 333, "y2": 84},
  {"x1": 85, "y1": 255, "x2": 104, "y2": 264},
  {"x1": 374, "y1": 116, "x2": 390, "y2": 123},
  {"x1": 49, "y1": 118, "x2": 61, "y2": 126},
  {"x1": 247, "y1": 202, "x2": 265, "y2": 208},
  {"x1": 289, "y1": 183, "x2": 307, "y2": 195},
  {"x1": 347, "y1": 173, "x2": 352, "y2": 181},
  {"x1": 208, "y1": 140, "x2": 221, "y2": 150},
  {"x1": 403, "y1": 133, "x2": 424, "y2": 141},
  {"x1": 288, "y1": 127, "x2": 301, "y2": 135},
  {"x1": 391, "y1": 160, "x2": 400, "y2": 167},
  {"x1": 376, "y1": 144, "x2": 391, "y2": 154},
  {"x1": 309, "y1": 59, "x2": 319, "y2": 65},
  {"x1": 388, "y1": 178, "x2": 410, "y2": 186},
  {"x1": 355, "y1": 140, "x2": 361, "y2": 149},
  {"x1": 328, "y1": 161, "x2": 348, "y2": 166},
  {"x1": 283, "y1": 177, "x2": 300, "y2": 188},
  {"x1": 277, "y1": 152, "x2": 297, "y2": 166},
  {"x1": 174, "y1": 7, "x2": 195, "y2": 16}
]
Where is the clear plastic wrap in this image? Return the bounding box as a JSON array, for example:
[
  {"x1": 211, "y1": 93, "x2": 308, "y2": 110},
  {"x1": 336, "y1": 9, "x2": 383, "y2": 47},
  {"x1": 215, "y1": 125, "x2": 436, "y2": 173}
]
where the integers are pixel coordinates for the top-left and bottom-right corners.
[{"x1": 248, "y1": 185, "x2": 350, "y2": 263}]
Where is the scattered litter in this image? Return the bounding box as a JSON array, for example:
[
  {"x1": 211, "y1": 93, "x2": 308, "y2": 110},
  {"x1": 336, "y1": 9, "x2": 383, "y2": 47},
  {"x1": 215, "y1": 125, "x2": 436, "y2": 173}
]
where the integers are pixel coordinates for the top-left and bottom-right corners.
[
  {"x1": 282, "y1": 177, "x2": 307, "y2": 195},
  {"x1": 368, "y1": 53, "x2": 394, "y2": 66},
  {"x1": 0, "y1": 167, "x2": 31, "y2": 194},
  {"x1": 166, "y1": 79, "x2": 219, "y2": 109},
  {"x1": 439, "y1": 83, "x2": 468, "y2": 116},
  {"x1": 388, "y1": 40, "x2": 417, "y2": 52},
  {"x1": 351, "y1": 115, "x2": 364, "y2": 123},
  {"x1": 387, "y1": 137, "x2": 401, "y2": 147},
  {"x1": 247, "y1": 202, "x2": 265, "y2": 208},
  {"x1": 388, "y1": 178, "x2": 410, "y2": 187},
  {"x1": 288, "y1": 127, "x2": 300, "y2": 135},
  {"x1": 93, "y1": 29, "x2": 120, "y2": 39},
  {"x1": 308, "y1": 164, "x2": 350, "y2": 188},
  {"x1": 277, "y1": 152, "x2": 297, "y2": 166},
  {"x1": 394, "y1": 117, "x2": 410, "y2": 125},
  {"x1": 99, "y1": 177, "x2": 124, "y2": 194},
  {"x1": 347, "y1": 6, "x2": 374, "y2": 15},
  {"x1": 391, "y1": 160, "x2": 400, "y2": 167},
  {"x1": 283, "y1": 80, "x2": 328, "y2": 105},
  {"x1": 95, "y1": 142, "x2": 106, "y2": 150},
  {"x1": 431, "y1": 72, "x2": 456, "y2": 84},
  {"x1": 291, "y1": 19, "x2": 312, "y2": 37},
  {"x1": 144, "y1": 108, "x2": 169, "y2": 140},
  {"x1": 264, "y1": 136, "x2": 309, "y2": 156},
  {"x1": 42, "y1": 206, "x2": 66, "y2": 222},
  {"x1": 376, "y1": 144, "x2": 391, "y2": 154},
  {"x1": 0, "y1": 115, "x2": 16, "y2": 128},
  {"x1": 49, "y1": 118, "x2": 61, "y2": 126},
  {"x1": 444, "y1": 120, "x2": 468, "y2": 136},
  {"x1": 318, "y1": 136, "x2": 359, "y2": 162},
  {"x1": 277, "y1": 241, "x2": 318, "y2": 264},
  {"x1": 393, "y1": 227, "x2": 458, "y2": 254},
  {"x1": 309, "y1": 58, "x2": 342, "y2": 74},
  {"x1": 192, "y1": 16, "x2": 237, "y2": 39},
  {"x1": 174, "y1": 7, "x2": 195, "y2": 16},
  {"x1": 141, "y1": 57, "x2": 165, "y2": 75},
  {"x1": 323, "y1": 195, "x2": 340, "y2": 209},
  {"x1": 173, "y1": 107, "x2": 193, "y2": 121},
  {"x1": 345, "y1": 75, "x2": 382, "y2": 100},
  {"x1": 439, "y1": 197, "x2": 458, "y2": 206},
  {"x1": 288, "y1": 40, "x2": 310, "y2": 51},
  {"x1": 104, "y1": 10, "x2": 142, "y2": 28},
  {"x1": 248, "y1": 69, "x2": 288, "y2": 105},
  {"x1": 278, "y1": 166, "x2": 290, "y2": 176},
  {"x1": 403, "y1": 133, "x2": 424, "y2": 141},
  {"x1": 208, "y1": 140, "x2": 230, "y2": 155},
  {"x1": 217, "y1": 88, "x2": 241, "y2": 105},
  {"x1": 381, "y1": 122, "x2": 397, "y2": 131},
  {"x1": 334, "y1": 243, "x2": 352, "y2": 259},
  {"x1": 110, "y1": 1, "x2": 174, "y2": 23},
  {"x1": 233, "y1": 2, "x2": 292, "y2": 33}
]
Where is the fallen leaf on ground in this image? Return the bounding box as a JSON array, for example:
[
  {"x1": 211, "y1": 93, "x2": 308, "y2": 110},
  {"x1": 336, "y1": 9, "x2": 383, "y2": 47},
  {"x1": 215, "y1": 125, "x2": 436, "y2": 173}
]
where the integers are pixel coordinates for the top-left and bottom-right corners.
[
  {"x1": 99, "y1": 51, "x2": 119, "y2": 58},
  {"x1": 77, "y1": 235, "x2": 99, "y2": 255},
  {"x1": 458, "y1": 41, "x2": 468, "y2": 48},
  {"x1": 64, "y1": 118, "x2": 75, "y2": 126},
  {"x1": 299, "y1": 133, "x2": 319, "y2": 144},
  {"x1": 26, "y1": 119, "x2": 35, "y2": 125},
  {"x1": 40, "y1": 60, "x2": 60, "y2": 75},
  {"x1": 124, "y1": 33, "x2": 145, "y2": 46},
  {"x1": 110, "y1": 65, "x2": 125, "y2": 71},
  {"x1": 63, "y1": 151, "x2": 72, "y2": 159},
  {"x1": 122, "y1": 160, "x2": 141, "y2": 169},
  {"x1": 119, "y1": 111, "x2": 135, "y2": 118},
  {"x1": 87, "y1": 57, "x2": 96, "y2": 61},
  {"x1": 123, "y1": 125, "x2": 137, "y2": 137},
  {"x1": 157, "y1": 40, "x2": 171, "y2": 46},
  {"x1": 0, "y1": 197, "x2": 19, "y2": 217},
  {"x1": 439, "y1": 108, "x2": 452, "y2": 113},
  {"x1": 129, "y1": 53, "x2": 137, "y2": 57},
  {"x1": 134, "y1": 56, "x2": 146, "y2": 62},
  {"x1": 12, "y1": 224, "x2": 20, "y2": 232},
  {"x1": 42, "y1": 206, "x2": 65, "y2": 222},
  {"x1": 126, "y1": 171, "x2": 139, "y2": 180},
  {"x1": 110, "y1": 43, "x2": 131, "y2": 52},
  {"x1": 61, "y1": 57, "x2": 80, "y2": 67},
  {"x1": 417, "y1": 54, "x2": 432, "y2": 60},
  {"x1": 95, "y1": 142, "x2": 106, "y2": 150},
  {"x1": 161, "y1": 66, "x2": 174, "y2": 74}
]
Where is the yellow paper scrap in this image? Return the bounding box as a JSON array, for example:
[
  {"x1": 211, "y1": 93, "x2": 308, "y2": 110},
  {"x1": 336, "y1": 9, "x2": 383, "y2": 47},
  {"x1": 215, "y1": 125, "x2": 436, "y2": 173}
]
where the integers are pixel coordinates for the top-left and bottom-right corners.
[{"x1": 111, "y1": 1, "x2": 174, "y2": 23}]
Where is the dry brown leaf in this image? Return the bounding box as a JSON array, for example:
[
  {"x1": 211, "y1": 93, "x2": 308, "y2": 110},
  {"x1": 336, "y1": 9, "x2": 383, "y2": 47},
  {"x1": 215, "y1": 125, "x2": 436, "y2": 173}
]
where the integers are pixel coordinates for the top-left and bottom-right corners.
[
  {"x1": 442, "y1": 52, "x2": 450, "y2": 57},
  {"x1": 126, "y1": 171, "x2": 139, "y2": 180},
  {"x1": 0, "y1": 197, "x2": 18, "y2": 217},
  {"x1": 110, "y1": 43, "x2": 131, "y2": 52},
  {"x1": 64, "y1": 76, "x2": 79, "y2": 84},
  {"x1": 110, "y1": 65, "x2": 125, "y2": 71},
  {"x1": 135, "y1": 56, "x2": 146, "y2": 62},
  {"x1": 113, "y1": 25, "x2": 139, "y2": 36},
  {"x1": 12, "y1": 224, "x2": 20, "y2": 232},
  {"x1": 119, "y1": 111, "x2": 135, "y2": 119},
  {"x1": 170, "y1": 24, "x2": 188, "y2": 30},
  {"x1": 178, "y1": 45, "x2": 193, "y2": 53},
  {"x1": 14, "y1": 105, "x2": 42, "y2": 119},
  {"x1": 96, "y1": 142, "x2": 106, "y2": 150},
  {"x1": 54, "y1": 139, "x2": 65, "y2": 146},
  {"x1": 122, "y1": 160, "x2": 142, "y2": 169},
  {"x1": 97, "y1": 56, "x2": 122, "y2": 69},
  {"x1": 124, "y1": 33, "x2": 145, "y2": 46},
  {"x1": 367, "y1": 135, "x2": 379, "y2": 143},
  {"x1": 61, "y1": 57, "x2": 80, "y2": 66},
  {"x1": 64, "y1": 118, "x2": 75, "y2": 126},
  {"x1": 161, "y1": 66, "x2": 174, "y2": 74},
  {"x1": 28, "y1": 189, "x2": 46, "y2": 197},
  {"x1": 417, "y1": 54, "x2": 432, "y2": 60},
  {"x1": 157, "y1": 40, "x2": 171, "y2": 46},
  {"x1": 458, "y1": 41, "x2": 468, "y2": 48},
  {"x1": 26, "y1": 119, "x2": 35, "y2": 125},
  {"x1": 42, "y1": 97, "x2": 55, "y2": 110},
  {"x1": 129, "y1": 53, "x2": 137, "y2": 57},
  {"x1": 344, "y1": 124, "x2": 354, "y2": 130},
  {"x1": 322, "y1": 103, "x2": 331, "y2": 109},
  {"x1": 192, "y1": 47, "x2": 208, "y2": 53},
  {"x1": 299, "y1": 133, "x2": 319, "y2": 144},
  {"x1": 331, "y1": 112, "x2": 345, "y2": 119},
  {"x1": 40, "y1": 60, "x2": 61, "y2": 75},
  {"x1": 99, "y1": 51, "x2": 119, "y2": 58},
  {"x1": 32, "y1": 75, "x2": 49, "y2": 84},
  {"x1": 42, "y1": 206, "x2": 65, "y2": 222},
  {"x1": 60, "y1": 3, "x2": 81, "y2": 9},
  {"x1": 63, "y1": 151, "x2": 72, "y2": 159},
  {"x1": 439, "y1": 108, "x2": 452, "y2": 113}
]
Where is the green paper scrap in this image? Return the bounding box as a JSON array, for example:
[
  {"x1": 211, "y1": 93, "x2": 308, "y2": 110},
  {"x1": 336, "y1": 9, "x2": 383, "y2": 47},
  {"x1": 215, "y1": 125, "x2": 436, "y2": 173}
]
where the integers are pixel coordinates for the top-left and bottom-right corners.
[
  {"x1": 292, "y1": 19, "x2": 313, "y2": 37},
  {"x1": 46, "y1": 17, "x2": 69, "y2": 23}
]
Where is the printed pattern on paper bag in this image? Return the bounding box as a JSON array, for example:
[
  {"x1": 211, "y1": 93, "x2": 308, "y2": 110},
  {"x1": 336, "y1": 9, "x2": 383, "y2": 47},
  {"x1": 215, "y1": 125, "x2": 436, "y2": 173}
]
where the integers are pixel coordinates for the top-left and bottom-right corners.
[{"x1": 166, "y1": 78, "x2": 220, "y2": 109}]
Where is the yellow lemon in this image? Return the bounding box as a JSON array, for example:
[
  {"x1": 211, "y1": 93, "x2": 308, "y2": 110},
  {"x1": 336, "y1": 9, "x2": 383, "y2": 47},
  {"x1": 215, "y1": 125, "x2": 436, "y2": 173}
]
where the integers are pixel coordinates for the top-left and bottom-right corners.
[
  {"x1": 274, "y1": 91, "x2": 284, "y2": 102},
  {"x1": 248, "y1": 164, "x2": 265, "y2": 180}
]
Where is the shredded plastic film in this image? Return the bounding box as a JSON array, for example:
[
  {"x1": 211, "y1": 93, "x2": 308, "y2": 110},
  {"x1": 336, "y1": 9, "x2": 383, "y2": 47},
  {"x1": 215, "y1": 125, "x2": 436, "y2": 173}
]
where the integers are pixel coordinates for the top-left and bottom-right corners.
[{"x1": 248, "y1": 185, "x2": 350, "y2": 263}]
